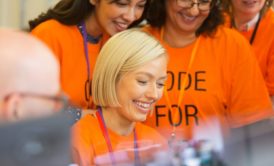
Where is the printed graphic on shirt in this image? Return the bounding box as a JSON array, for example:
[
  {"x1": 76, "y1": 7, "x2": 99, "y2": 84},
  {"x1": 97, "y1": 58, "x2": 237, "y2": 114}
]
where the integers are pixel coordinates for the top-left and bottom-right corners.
[{"x1": 155, "y1": 70, "x2": 207, "y2": 127}]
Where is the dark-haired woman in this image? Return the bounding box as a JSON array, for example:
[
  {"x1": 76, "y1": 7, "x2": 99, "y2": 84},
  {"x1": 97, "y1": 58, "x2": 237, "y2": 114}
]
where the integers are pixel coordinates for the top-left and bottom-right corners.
[
  {"x1": 142, "y1": 0, "x2": 273, "y2": 141},
  {"x1": 30, "y1": 0, "x2": 148, "y2": 109}
]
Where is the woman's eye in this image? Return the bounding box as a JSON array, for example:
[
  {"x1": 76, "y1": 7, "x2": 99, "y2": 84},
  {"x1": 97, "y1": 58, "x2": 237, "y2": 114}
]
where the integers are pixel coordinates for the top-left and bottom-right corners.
[
  {"x1": 137, "y1": 3, "x2": 146, "y2": 9},
  {"x1": 199, "y1": 0, "x2": 210, "y2": 4},
  {"x1": 114, "y1": 0, "x2": 128, "y2": 6},
  {"x1": 157, "y1": 83, "x2": 165, "y2": 88},
  {"x1": 137, "y1": 80, "x2": 147, "y2": 85}
]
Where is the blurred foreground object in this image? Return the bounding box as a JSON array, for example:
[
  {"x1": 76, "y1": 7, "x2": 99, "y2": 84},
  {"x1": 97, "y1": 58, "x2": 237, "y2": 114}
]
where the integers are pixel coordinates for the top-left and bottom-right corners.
[
  {"x1": 0, "y1": 28, "x2": 62, "y2": 123},
  {"x1": 0, "y1": 113, "x2": 71, "y2": 166}
]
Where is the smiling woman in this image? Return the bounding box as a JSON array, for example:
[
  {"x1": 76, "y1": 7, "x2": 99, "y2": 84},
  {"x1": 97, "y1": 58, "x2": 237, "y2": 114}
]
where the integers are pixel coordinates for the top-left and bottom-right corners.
[
  {"x1": 29, "y1": 0, "x2": 150, "y2": 109},
  {"x1": 71, "y1": 29, "x2": 168, "y2": 166},
  {"x1": 142, "y1": 0, "x2": 273, "y2": 142},
  {"x1": 222, "y1": 0, "x2": 274, "y2": 104}
]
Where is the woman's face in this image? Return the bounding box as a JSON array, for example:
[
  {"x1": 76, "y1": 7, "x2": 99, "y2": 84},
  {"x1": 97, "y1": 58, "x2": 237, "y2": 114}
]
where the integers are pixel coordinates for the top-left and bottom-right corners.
[
  {"x1": 93, "y1": 0, "x2": 146, "y2": 36},
  {"x1": 165, "y1": 0, "x2": 211, "y2": 36},
  {"x1": 115, "y1": 55, "x2": 167, "y2": 122},
  {"x1": 231, "y1": 0, "x2": 266, "y2": 17}
]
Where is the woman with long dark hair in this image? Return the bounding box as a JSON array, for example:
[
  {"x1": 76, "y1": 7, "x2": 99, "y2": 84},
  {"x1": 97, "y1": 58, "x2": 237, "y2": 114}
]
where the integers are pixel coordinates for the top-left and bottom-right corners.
[{"x1": 30, "y1": 0, "x2": 149, "y2": 110}]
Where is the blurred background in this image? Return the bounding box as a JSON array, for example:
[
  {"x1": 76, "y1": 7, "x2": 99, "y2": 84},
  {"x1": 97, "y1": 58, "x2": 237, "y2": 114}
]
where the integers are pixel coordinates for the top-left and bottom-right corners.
[
  {"x1": 0, "y1": 0, "x2": 273, "y2": 30},
  {"x1": 0, "y1": 0, "x2": 59, "y2": 30}
]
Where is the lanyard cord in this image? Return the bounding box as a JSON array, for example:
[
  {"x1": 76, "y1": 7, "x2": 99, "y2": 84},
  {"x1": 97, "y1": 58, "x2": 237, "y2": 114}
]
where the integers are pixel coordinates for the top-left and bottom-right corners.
[
  {"x1": 78, "y1": 22, "x2": 92, "y2": 108},
  {"x1": 249, "y1": 14, "x2": 261, "y2": 45},
  {"x1": 160, "y1": 28, "x2": 201, "y2": 140},
  {"x1": 79, "y1": 21, "x2": 105, "y2": 108},
  {"x1": 80, "y1": 22, "x2": 91, "y2": 80},
  {"x1": 230, "y1": 14, "x2": 261, "y2": 45},
  {"x1": 96, "y1": 107, "x2": 115, "y2": 165},
  {"x1": 134, "y1": 129, "x2": 140, "y2": 166},
  {"x1": 96, "y1": 107, "x2": 140, "y2": 166}
]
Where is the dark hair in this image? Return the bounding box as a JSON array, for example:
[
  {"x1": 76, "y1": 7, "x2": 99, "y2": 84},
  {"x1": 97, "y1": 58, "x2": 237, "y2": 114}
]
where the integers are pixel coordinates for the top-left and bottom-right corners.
[
  {"x1": 146, "y1": 0, "x2": 224, "y2": 36},
  {"x1": 222, "y1": 0, "x2": 273, "y2": 17},
  {"x1": 29, "y1": 0, "x2": 150, "y2": 31},
  {"x1": 260, "y1": 0, "x2": 273, "y2": 14}
]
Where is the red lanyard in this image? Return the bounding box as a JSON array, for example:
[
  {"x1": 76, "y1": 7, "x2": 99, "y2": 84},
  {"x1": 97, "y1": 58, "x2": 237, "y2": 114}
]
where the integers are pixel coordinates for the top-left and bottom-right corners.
[{"x1": 96, "y1": 107, "x2": 140, "y2": 166}]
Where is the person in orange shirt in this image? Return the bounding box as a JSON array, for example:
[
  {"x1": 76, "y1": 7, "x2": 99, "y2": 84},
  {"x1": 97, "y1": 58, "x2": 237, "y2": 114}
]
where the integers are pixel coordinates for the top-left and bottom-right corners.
[
  {"x1": 29, "y1": 0, "x2": 149, "y2": 110},
  {"x1": 142, "y1": 0, "x2": 273, "y2": 142},
  {"x1": 0, "y1": 29, "x2": 66, "y2": 123},
  {"x1": 222, "y1": 0, "x2": 274, "y2": 104},
  {"x1": 71, "y1": 29, "x2": 168, "y2": 166}
]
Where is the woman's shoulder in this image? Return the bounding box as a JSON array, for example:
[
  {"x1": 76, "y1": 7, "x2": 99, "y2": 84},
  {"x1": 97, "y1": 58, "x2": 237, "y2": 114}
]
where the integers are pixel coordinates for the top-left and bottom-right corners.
[
  {"x1": 263, "y1": 8, "x2": 274, "y2": 27},
  {"x1": 32, "y1": 19, "x2": 61, "y2": 30},
  {"x1": 201, "y1": 26, "x2": 254, "y2": 63},
  {"x1": 73, "y1": 111, "x2": 99, "y2": 130},
  {"x1": 208, "y1": 25, "x2": 248, "y2": 45},
  {"x1": 265, "y1": 8, "x2": 274, "y2": 19},
  {"x1": 32, "y1": 19, "x2": 76, "y2": 35},
  {"x1": 215, "y1": 25, "x2": 242, "y2": 37}
]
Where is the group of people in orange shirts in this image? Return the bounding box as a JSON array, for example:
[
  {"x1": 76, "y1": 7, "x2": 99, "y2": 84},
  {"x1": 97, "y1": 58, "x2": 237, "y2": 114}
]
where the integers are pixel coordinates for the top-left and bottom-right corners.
[{"x1": 4, "y1": 0, "x2": 272, "y2": 165}]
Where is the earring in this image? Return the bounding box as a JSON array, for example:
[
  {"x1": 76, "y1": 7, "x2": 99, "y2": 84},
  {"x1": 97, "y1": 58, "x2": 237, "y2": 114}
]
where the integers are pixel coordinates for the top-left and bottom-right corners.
[
  {"x1": 90, "y1": 0, "x2": 96, "y2": 5},
  {"x1": 265, "y1": 0, "x2": 270, "y2": 6}
]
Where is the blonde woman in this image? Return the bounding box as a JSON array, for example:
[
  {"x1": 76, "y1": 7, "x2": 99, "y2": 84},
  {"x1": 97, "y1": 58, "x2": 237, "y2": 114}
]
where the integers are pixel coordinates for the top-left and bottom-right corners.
[{"x1": 71, "y1": 29, "x2": 168, "y2": 166}]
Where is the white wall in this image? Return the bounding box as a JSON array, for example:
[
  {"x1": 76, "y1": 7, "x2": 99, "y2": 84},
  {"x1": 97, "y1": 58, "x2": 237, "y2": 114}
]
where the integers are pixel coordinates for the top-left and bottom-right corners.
[
  {"x1": 0, "y1": 0, "x2": 59, "y2": 29},
  {"x1": 0, "y1": 0, "x2": 20, "y2": 29}
]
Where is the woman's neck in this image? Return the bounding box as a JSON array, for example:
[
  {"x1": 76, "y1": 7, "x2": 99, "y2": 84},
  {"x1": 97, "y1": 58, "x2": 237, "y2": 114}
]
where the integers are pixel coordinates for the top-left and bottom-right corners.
[
  {"x1": 101, "y1": 107, "x2": 135, "y2": 136},
  {"x1": 162, "y1": 24, "x2": 197, "y2": 48},
  {"x1": 84, "y1": 14, "x2": 103, "y2": 38},
  {"x1": 233, "y1": 11, "x2": 259, "y2": 30}
]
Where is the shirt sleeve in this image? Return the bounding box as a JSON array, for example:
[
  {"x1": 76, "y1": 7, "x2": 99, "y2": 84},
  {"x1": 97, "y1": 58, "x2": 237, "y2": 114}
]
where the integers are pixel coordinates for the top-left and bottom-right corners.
[
  {"x1": 266, "y1": 38, "x2": 274, "y2": 95},
  {"x1": 225, "y1": 30, "x2": 273, "y2": 127}
]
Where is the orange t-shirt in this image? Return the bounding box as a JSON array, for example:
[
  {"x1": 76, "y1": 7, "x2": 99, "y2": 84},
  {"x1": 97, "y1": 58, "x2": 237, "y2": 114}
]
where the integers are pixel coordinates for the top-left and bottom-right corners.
[
  {"x1": 142, "y1": 25, "x2": 273, "y2": 140},
  {"x1": 71, "y1": 114, "x2": 167, "y2": 166},
  {"x1": 31, "y1": 19, "x2": 109, "y2": 108},
  {"x1": 225, "y1": 9, "x2": 274, "y2": 95}
]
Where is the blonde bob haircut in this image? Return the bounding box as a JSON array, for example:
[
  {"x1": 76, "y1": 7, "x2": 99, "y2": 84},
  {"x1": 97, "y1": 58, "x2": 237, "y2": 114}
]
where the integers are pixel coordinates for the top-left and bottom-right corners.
[{"x1": 92, "y1": 29, "x2": 167, "y2": 107}]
